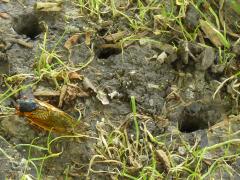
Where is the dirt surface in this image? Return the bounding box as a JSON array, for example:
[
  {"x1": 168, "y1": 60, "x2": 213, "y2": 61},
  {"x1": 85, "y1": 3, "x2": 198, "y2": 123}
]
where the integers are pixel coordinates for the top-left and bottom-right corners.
[{"x1": 1, "y1": 0, "x2": 240, "y2": 179}]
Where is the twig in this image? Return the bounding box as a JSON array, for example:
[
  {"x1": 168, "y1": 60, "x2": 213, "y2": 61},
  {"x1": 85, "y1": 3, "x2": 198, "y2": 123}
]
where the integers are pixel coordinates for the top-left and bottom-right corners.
[
  {"x1": 212, "y1": 75, "x2": 235, "y2": 99},
  {"x1": 8, "y1": 38, "x2": 33, "y2": 48}
]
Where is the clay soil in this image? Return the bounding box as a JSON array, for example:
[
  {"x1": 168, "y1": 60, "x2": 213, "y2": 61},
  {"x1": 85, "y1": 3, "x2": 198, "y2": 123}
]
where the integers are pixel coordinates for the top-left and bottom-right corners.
[{"x1": 0, "y1": 0, "x2": 240, "y2": 179}]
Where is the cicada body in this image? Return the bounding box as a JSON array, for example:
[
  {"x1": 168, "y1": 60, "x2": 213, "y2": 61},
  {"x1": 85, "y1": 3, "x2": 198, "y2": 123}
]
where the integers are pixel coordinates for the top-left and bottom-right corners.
[{"x1": 16, "y1": 98, "x2": 77, "y2": 134}]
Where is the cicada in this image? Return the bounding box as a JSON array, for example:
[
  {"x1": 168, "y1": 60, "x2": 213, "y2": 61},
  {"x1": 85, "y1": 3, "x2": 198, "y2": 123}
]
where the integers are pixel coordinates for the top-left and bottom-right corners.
[{"x1": 15, "y1": 98, "x2": 77, "y2": 134}]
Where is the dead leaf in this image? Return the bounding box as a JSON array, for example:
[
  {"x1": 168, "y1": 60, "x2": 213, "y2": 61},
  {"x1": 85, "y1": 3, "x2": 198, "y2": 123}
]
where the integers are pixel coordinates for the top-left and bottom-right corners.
[
  {"x1": 64, "y1": 34, "x2": 80, "y2": 50},
  {"x1": 157, "y1": 52, "x2": 167, "y2": 64},
  {"x1": 58, "y1": 84, "x2": 67, "y2": 108},
  {"x1": 64, "y1": 84, "x2": 89, "y2": 104},
  {"x1": 0, "y1": 12, "x2": 10, "y2": 19},
  {"x1": 104, "y1": 31, "x2": 127, "y2": 42},
  {"x1": 0, "y1": 0, "x2": 9, "y2": 2},
  {"x1": 99, "y1": 43, "x2": 121, "y2": 49},
  {"x1": 68, "y1": 71, "x2": 83, "y2": 80},
  {"x1": 200, "y1": 19, "x2": 230, "y2": 48},
  {"x1": 83, "y1": 77, "x2": 109, "y2": 105},
  {"x1": 82, "y1": 77, "x2": 109, "y2": 105},
  {"x1": 35, "y1": 2, "x2": 62, "y2": 12},
  {"x1": 0, "y1": 43, "x2": 6, "y2": 49},
  {"x1": 139, "y1": 38, "x2": 176, "y2": 54},
  {"x1": 8, "y1": 38, "x2": 33, "y2": 48},
  {"x1": 108, "y1": 90, "x2": 120, "y2": 99},
  {"x1": 33, "y1": 87, "x2": 60, "y2": 97},
  {"x1": 85, "y1": 31, "x2": 91, "y2": 46},
  {"x1": 176, "y1": 0, "x2": 189, "y2": 6},
  {"x1": 96, "y1": 90, "x2": 109, "y2": 105},
  {"x1": 82, "y1": 77, "x2": 97, "y2": 93},
  {"x1": 155, "y1": 116, "x2": 169, "y2": 128},
  {"x1": 155, "y1": 149, "x2": 171, "y2": 172}
]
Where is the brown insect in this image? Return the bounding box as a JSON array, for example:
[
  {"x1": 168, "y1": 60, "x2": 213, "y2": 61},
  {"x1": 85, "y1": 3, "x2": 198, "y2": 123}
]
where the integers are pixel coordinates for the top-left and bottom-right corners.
[{"x1": 15, "y1": 98, "x2": 77, "y2": 134}]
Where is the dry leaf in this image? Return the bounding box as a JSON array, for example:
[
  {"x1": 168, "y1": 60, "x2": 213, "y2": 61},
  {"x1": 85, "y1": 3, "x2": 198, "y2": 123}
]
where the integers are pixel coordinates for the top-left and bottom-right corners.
[
  {"x1": 200, "y1": 19, "x2": 230, "y2": 48},
  {"x1": 155, "y1": 149, "x2": 171, "y2": 172},
  {"x1": 58, "y1": 84, "x2": 67, "y2": 108},
  {"x1": 85, "y1": 31, "x2": 91, "y2": 46},
  {"x1": 157, "y1": 52, "x2": 167, "y2": 64},
  {"x1": 155, "y1": 116, "x2": 169, "y2": 128},
  {"x1": 35, "y1": 2, "x2": 62, "y2": 12},
  {"x1": 99, "y1": 43, "x2": 121, "y2": 49},
  {"x1": 0, "y1": 12, "x2": 10, "y2": 19},
  {"x1": 0, "y1": 43, "x2": 5, "y2": 49},
  {"x1": 64, "y1": 34, "x2": 80, "y2": 50},
  {"x1": 108, "y1": 90, "x2": 120, "y2": 99},
  {"x1": 176, "y1": 0, "x2": 189, "y2": 6},
  {"x1": 33, "y1": 87, "x2": 60, "y2": 97},
  {"x1": 83, "y1": 77, "x2": 97, "y2": 92},
  {"x1": 83, "y1": 77, "x2": 109, "y2": 105},
  {"x1": 68, "y1": 71, "x2": 83, "y2": 80},
  {"x1": 104, "y1": 31, "x2": 127, "y2": 42},
  {"x1": 8, "y1": 38, "x2": 33, "y2": 48},
  {"x1": 64, "y1": 84, "x2": 89, "y2": 104},
  {"x1": 96, "y1": 90, "x2": 109, "y2": 105},
  {"x1": 0, "y1": 0, "x2": 9, "y2": 3}
]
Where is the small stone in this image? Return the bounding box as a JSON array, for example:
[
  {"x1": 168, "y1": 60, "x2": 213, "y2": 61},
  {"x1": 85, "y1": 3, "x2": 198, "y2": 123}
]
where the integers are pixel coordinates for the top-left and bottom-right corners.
[
  {"x1": 211, "y1": 64, "x2": 225, "y2": 73},
  {"x1": 185, "y1": 4, "x2": 200, "y2": 31},
  {"x1": 232, "y1": 44, "x2": 240, "y2": 56},
  {"x1": 146, "y1": 120, "x2": 156, "y2": 134},
  {"x1": 157, "y1": 52, "x2": 167, "y2": 64},
  {"x1": 198, "y1": 47, "x2": 215, "y2": 70},
  {"x1": 108, "y1": 90, "x2": 120, "y2": 99},
  {"x1": 178, "y1": 41, "x2": 189, "y2": 64},
  {"x1": 178, "y1": 146, "x2": 186, "y2": 156},
  {"x1": 149, "y1": 99, "x2": 154, "y2": 106}
]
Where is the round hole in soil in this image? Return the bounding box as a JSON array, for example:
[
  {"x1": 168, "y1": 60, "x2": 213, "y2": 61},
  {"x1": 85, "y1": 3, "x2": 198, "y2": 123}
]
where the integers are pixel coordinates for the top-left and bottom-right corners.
[
  {"x1": 178, "y1": 102, "x2": 221, "y2": 133},
  {"x1": 178, "y1": 117, "x2": 208, "y2": 133},
  {"x1": 96, "y1": 47, "x2": 122, "y2": 59},
  {"x1": 12, "y1": 13, "x2": 43, "y2": 39},
  {"x1": 98, "y1": 28, "x2": 108, "y2": 36}
]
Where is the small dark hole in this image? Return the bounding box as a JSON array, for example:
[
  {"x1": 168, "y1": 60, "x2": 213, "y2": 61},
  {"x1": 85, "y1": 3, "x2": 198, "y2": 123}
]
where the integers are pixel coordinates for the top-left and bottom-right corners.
[
  {"x1": 12, "y1": 13, "x2": 43, "y2": 39},
  {"x1": 98, "y1": 28, "x2": 108, "y2": 36},
  {"x1": 97, "y1": 47, "x2": 121, "y2": 59},
  {"x1": 178, "y1": 102, "x2": 221, "y2": 133},
  {"x1": 178, "y1": 118, "x2": 208, "y2": 133}
]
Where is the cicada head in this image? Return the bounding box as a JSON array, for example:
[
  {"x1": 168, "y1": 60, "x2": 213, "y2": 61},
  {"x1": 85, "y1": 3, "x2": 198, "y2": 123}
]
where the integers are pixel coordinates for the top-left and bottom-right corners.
[{"x1": 16, "y1": 98, "x2": 39, "y2": 112}]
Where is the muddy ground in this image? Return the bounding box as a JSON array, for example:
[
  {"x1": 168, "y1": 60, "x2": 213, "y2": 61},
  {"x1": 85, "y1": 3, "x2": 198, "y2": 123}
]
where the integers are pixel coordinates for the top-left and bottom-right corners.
[{"x1": 1, "y1": 0, "x2": 240, "y2": 179}]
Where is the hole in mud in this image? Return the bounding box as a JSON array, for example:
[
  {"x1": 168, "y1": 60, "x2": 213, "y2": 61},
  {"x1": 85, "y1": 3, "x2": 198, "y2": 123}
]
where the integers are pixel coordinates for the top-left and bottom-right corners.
[
  {"x1": 12, "y1": 13, "x2": 43, "y2": 39},
  {"x1": 178, "y1": 102, "x2": 221, "y2": 133},
  {"x1": 97, "y1": 47, "x2": 122, "y2": 59},
  {"x1": 98, "y1": 28, "x2": 108, "y2": 36},
  {"x1": 178, "y1": 118, "x2": 208, "y2": 133}
]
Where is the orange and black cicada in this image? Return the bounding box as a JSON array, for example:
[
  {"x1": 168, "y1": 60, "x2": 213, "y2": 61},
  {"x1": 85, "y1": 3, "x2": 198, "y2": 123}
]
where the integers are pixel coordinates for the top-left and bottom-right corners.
[{"x1": 15, "y1": 98, "x2": 77, "y2": 134}]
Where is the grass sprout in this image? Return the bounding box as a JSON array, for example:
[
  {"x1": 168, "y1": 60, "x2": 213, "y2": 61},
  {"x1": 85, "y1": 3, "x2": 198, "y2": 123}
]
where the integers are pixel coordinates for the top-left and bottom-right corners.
[
  {"x1": 86, "y1": 111, "x2": 240, "y2": 179},
  {"x1": 1, "y1": 0, "x2": 240, "y2": 179}
]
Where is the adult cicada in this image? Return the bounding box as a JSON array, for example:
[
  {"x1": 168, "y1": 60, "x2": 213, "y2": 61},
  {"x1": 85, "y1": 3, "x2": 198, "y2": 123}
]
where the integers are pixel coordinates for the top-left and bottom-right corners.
[{"x1": 15, "y1": 98, "x2": 77, "y2": 134}]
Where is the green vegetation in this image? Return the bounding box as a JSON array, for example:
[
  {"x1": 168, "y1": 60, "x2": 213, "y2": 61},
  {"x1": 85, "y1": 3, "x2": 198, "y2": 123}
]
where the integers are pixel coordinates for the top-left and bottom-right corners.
[{"x1": 0, "y1": 0, "x2": 240, "y2": 179}]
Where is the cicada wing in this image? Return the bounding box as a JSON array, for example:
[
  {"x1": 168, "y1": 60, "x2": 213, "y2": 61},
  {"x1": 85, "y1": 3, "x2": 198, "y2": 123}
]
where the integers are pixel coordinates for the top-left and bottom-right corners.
[{"x1": 24, "y1": 99, "x2": 77, "y2": 133}]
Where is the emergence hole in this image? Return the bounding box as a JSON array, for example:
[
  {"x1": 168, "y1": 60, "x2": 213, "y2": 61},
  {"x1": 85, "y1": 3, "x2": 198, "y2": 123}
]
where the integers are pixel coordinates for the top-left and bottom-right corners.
[
  {"x1": 12, "y1": 13, "x2": 43, "y2": 39},
  {"x1": 98, "y1": 28, "x2": 108, "y2": 36},
  {"x1": 178, "y1": 102, "x2": 221, "y2": 133},
  {"x1": 178, "y1": 117, "x2": 208, "y2": 133},
  {"x1": 97, "y1": 47, "x2": 122, "y2": 59}
]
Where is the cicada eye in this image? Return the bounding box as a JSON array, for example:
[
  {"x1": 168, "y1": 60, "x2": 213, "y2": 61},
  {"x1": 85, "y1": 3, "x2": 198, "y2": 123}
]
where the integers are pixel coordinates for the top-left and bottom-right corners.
[{"x1": 17, "y1": 98, "x2": 38, "y2": 112}]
